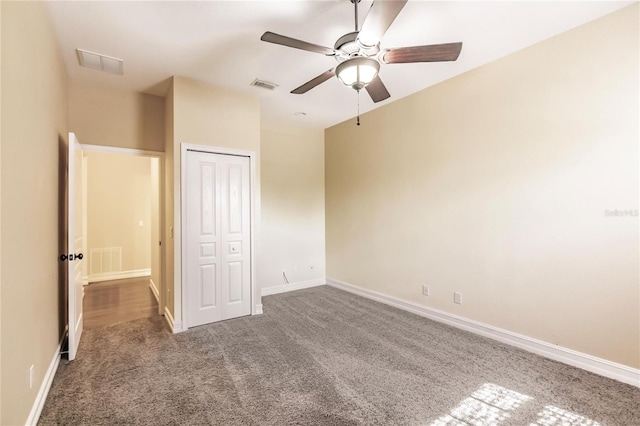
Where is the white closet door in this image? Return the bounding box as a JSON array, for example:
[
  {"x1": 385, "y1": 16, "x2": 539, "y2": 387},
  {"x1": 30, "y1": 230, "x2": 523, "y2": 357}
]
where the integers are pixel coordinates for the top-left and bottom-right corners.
[
  {"x1": 186, "y1": 150, "x2": 251, "y2": 328},
  {"x1": 219, "y1": 155, "x2": 252, "y2": 320}
]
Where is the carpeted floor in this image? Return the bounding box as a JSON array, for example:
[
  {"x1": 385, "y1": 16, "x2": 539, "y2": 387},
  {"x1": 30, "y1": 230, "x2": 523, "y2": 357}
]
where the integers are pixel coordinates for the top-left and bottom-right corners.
[{"x1": 39, "y1": 286, "x2": 639, "y2": 425}]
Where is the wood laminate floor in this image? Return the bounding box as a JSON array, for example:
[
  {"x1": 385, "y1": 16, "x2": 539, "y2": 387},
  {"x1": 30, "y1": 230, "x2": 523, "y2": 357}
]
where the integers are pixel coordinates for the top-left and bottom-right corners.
[{"x1": 83, "y1": 277, "x2": 158, "y2": 329}]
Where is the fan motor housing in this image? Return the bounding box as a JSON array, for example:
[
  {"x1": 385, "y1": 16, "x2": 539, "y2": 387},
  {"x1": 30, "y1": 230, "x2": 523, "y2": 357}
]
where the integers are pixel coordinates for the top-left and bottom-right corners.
[
  {"x1": 334, "y1": 31, "x2": 380, "y2": 63},
  {"x1": 334, "y1": 32, "x2": 359, "y2": 52}
]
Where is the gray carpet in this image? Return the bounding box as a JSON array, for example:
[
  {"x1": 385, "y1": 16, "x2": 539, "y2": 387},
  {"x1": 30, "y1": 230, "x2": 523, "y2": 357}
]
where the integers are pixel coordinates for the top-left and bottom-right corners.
[{"x1": 39, "y1": 286, "x2": 640, "y2": 425}]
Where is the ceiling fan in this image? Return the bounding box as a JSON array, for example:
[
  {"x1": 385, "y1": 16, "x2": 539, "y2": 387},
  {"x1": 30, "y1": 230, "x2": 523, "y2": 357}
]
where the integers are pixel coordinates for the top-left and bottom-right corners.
[{"x1": 260, "y1": 0, "x2": 463, "y2": 104}]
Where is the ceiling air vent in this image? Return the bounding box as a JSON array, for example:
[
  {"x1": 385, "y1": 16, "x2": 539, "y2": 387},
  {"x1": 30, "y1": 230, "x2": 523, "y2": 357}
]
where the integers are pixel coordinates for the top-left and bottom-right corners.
[
  {"x1": 251, "y1": 79, "x2": 278, "y2": 91},
  {"x1": 76, "y1": 48, "x2": 124, "y2": 75}
]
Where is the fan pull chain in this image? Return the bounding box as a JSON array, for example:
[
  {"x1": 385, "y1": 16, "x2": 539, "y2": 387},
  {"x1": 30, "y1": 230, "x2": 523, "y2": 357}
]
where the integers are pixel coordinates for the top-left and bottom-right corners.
[{"x1": 357, "y1": 90, "x2": 361, "y2": 126}]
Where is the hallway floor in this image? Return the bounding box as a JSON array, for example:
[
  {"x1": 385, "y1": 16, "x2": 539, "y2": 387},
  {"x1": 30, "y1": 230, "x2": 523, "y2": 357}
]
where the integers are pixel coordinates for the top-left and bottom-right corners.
[{"x1": 83, "y1": 277, "x2": 158, "y2": 329}]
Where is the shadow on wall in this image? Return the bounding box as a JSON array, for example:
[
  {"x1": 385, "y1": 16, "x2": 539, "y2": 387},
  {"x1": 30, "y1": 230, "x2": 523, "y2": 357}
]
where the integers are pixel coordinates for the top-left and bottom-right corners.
[{"x1": 58, "y1": 134, "x2": 68, "y2": 344}]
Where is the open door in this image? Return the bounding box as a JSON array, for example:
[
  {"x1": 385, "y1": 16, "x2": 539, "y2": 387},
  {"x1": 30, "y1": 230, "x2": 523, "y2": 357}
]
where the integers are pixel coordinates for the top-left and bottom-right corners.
[{"x1": 68, "y1": 132, "x2": 84, "y2": 360}]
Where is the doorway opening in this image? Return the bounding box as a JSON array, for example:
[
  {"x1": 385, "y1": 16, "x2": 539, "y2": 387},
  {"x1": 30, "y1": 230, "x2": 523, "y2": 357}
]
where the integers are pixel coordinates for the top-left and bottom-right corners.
[{"x1": 81, "y1": 145, "x2": 165, "y2": 329}]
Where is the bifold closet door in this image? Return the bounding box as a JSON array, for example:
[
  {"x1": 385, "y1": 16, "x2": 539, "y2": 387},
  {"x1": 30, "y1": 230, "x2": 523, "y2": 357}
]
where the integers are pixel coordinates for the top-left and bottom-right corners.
[{"x1": 185, "y1": 150, "x2": 251, "y2": 328}]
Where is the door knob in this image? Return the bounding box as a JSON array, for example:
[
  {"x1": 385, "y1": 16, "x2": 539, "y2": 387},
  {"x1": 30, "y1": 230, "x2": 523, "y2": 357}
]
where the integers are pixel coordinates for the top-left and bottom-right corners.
[{"x1": 59, "y1": 253, "x2": 84, "y2": 261}]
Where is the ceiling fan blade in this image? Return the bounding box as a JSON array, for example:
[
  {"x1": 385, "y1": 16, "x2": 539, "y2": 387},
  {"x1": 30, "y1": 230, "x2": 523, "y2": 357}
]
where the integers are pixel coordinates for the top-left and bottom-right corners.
[
  {"x1": 261, "y1": 31, "x2": 335, "y2": 56},
  {"x1": 357, "y1": 0, "x2": 408, "y2": 48},
  {"x1": 365, "y1": 76, "x2": 390, "y2": 103},
  {"x1": 382, "y1": 42, "x2": 463, "y2": 64},
  {"x1": 291, "y1": 69, "x2": 336, "y2": 94}
]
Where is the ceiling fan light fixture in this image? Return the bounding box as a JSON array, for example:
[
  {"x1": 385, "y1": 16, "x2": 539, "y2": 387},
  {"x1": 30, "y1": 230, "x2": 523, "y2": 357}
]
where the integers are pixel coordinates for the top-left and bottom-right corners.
[{"x1": 336, "y1": 57, "x2": 380, "y2": 91}]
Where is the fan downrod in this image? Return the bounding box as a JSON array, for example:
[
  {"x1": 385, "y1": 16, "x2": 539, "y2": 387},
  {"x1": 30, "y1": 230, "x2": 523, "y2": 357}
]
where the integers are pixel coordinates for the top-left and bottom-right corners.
[{"x1": 350, "y1": 0, "x2": 362, "y2": 32}]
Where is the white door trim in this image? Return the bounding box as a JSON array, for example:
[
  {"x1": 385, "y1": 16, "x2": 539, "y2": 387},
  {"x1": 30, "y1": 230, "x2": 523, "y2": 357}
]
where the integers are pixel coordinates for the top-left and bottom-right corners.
[
  {"x1": 180, "y1": 143, "x2": 258, "y2": 330},
  {"x1": 80, "y1": 144, "x2": 164, "y2": 157},
  {"x1": 80, "y1": 143, "x2": 166, "y2": 316}
]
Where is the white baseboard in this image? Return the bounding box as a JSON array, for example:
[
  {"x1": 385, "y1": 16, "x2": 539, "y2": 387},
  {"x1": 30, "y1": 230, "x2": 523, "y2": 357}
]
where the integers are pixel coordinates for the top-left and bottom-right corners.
[
  {"x1": 26, "y1": 331, "x2": 65, "y2": 425},
  {"x1": 254, "y1": 304, "x2": 264, "y2": 315},
  {"x1": 149, "y1": 279, "x2": 160, "y2": 303},
  {"x1": 87, "y1": 268, "x2": 151, "y2": 283},
  {"x1": 164, "y1": 306, "x2": 175, "y2": 330},
  {"x1": 164, "y1": 306, "x2": 184, "y2": 333},
  {"x1": 326, "y1": 277, "x2": 640, "y2": 388},
  {"x1": 261, "y1": 278, "x2": 326, "y2": 296}
]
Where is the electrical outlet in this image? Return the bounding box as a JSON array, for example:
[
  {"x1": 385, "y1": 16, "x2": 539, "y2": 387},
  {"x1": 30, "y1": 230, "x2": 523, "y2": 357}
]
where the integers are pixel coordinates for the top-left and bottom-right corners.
[
  {"x1": 422, "y1": 285, "x2": 430, "y2": 296},
  {"x1": 29, "y1": 365, "x2": 34, "y2": 389},
  {"x1": 454, "y1": 292, "x2": 462, "y2": 305}
]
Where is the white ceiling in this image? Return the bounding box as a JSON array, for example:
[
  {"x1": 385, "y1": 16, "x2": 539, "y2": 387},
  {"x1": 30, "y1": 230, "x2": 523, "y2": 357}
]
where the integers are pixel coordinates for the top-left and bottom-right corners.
[{"x1": 46, "y1": 0, "x2": 633, "y2": 129}]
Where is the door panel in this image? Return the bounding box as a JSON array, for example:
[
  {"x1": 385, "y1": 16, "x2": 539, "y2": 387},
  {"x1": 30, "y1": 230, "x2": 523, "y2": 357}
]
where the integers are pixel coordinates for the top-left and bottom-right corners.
[
  {"x1": 200, "y1": 264, "x2": 217, "y2": 307},
  {"x1": 186, "y1": 150, "x2": 251, "y2": 327},
  {"x1": 201, "y1": 243, "x2": 215, "y2": 257},
  {"x1": 219, "y1": 157, "x2": 251, "y2": 320},
  {"x1": 201, "y1": 163, "x2": 215, "y2": 234},
  {"x1": 68, "y1": 133, "x2": 84, "y2": 361},
  {"x1": 227, "y1": 165, "x2": 242, "y2": 233},
  {"x1": 228, "y1": 262, "x2": 243, "y2": 303},
  {"x1": 187, "y1": 154, "x2": 221, "y2": 325}
]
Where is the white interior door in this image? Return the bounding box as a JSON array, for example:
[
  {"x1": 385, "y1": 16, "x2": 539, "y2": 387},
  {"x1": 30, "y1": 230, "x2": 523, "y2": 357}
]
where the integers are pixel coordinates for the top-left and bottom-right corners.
[
  {"x1": 186, "y1": 150, "x2": 251, "y2": 327},
  {"x1": 68, "y1": 132, "x2": 84, "y2": 360}
]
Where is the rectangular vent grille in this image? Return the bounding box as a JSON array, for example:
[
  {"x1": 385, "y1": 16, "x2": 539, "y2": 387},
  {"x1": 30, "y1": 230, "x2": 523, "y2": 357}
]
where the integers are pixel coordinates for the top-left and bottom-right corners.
[
  {"x1": 251, "y1": 79, "x2": 278, "y2": 91},
  {"x1": 76, "y1": 49, "x2": 124, "y2": 75},
  {"x1": 90, "y1": 247, "x2": 122, "y2": 275}
]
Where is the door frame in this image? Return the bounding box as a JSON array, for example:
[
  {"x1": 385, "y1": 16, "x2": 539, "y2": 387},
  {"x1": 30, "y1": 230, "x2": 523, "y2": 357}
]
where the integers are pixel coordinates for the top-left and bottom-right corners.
[
  {"x1": 81, "y1": 144, "x2": 166, "y2": 316},
  {"x1": 180, "y1": 143, "x2": 258, "y2": 330}
]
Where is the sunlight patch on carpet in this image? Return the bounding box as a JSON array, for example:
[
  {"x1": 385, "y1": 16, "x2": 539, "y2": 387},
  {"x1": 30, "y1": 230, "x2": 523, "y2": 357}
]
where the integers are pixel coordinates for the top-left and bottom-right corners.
[
  {"x1": 431, "y1": 383, "x2": 601, "y2": 426},
  {"x1": 431, "y1": 383, "x2": 531, "y2": 425},
  {"x1": 530, "y1": 405, "x2": 601, "y2": 426}
]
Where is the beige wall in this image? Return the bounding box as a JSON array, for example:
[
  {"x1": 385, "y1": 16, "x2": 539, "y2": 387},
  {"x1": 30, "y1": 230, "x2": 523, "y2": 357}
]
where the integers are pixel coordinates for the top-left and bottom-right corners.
[
  {"x1": 69, "y1": 80, "x2": 164, "y2": 152},
  {"x1": 86, "y1": 152, "x2": 152, "y2": 277},
  {"x1": 261, "y1": 120, "x2": 326, "y2": 289},
  {"x1": 167, "y1": 76, "x2": 261, "y2": 324},
  {"x1": 325, "y1": 5, "x2": 639, "y2": 368},
  {"x1": 164, "y1": 79, "x2": 175, "y2": 317},
  {"x1": 0, "y1": 3, "x2": 3, "y2": 421},
  {"x1": 0, "y1": 2, "x2": 69, "y2": 424},
  {"x1": 150, "y1": 158, "x2": 161, "y2": 297}
]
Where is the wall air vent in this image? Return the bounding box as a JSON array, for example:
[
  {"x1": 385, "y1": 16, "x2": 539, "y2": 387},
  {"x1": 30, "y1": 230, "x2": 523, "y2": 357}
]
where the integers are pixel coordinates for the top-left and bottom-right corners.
[
  {"x1": 250, "y1": 79, "x2": 278, "y2": 91},
  {"x1": 76, "y1": 48, "x2": 124, "y2": 75}
]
